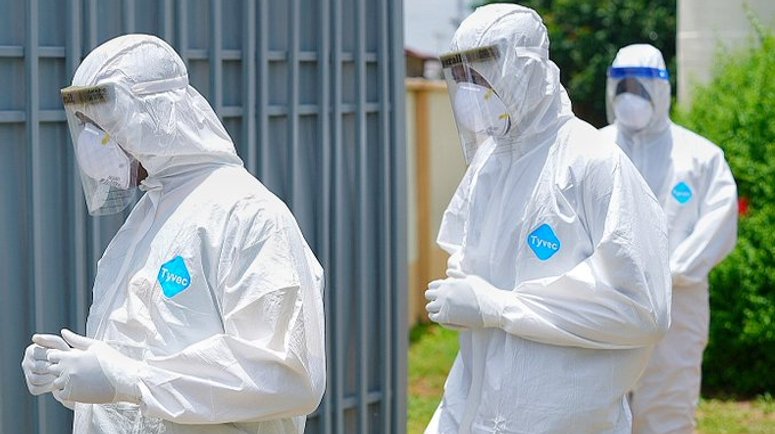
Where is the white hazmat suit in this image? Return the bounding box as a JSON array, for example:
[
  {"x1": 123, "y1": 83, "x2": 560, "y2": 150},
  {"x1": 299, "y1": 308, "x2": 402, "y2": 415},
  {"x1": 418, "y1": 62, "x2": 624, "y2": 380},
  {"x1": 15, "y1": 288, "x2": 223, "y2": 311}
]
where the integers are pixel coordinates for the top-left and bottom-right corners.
[
  {"x1": 424, "y1": 5, "x2": 671, "y2": 433},
  {"x1": 601, "y1": 44, "x2": 738, "y2": 434},
  {"x1": 21, "y1": 34, "x2": 326, "y2": 434}
]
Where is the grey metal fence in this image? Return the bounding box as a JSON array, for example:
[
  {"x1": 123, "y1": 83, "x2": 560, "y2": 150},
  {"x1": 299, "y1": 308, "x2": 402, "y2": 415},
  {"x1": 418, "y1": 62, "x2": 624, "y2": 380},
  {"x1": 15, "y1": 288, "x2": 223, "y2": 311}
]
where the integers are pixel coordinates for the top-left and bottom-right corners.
[{"x1": 0, "y1": 0, "x2": 407, "y2": 433}]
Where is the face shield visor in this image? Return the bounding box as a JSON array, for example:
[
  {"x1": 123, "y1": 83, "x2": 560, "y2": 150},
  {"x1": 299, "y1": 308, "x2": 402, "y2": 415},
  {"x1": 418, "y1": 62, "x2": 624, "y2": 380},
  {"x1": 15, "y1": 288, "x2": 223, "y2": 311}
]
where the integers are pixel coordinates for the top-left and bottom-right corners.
[
  {"x1": 441, "y1": 45, "x2": 512, "y2": 164},
  {"x1": 61, "y1": 84, "x2": 139, "y2": 216},
  {"x1": 606, "y1": 66, "x2": 669, "y2": 131}
]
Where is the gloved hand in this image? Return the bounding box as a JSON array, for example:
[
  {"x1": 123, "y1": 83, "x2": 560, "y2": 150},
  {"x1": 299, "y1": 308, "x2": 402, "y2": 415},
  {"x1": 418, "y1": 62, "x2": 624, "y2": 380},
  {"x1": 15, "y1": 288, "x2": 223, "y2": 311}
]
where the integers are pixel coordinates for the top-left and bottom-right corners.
[
  {"x1": 21, "y1": 334, "x2": 70, "y2": 395},
  {"x1": 425, "y1": 270, "x2": 505, "y2": 330},
  {"x1": 47, "y1": 329, "x2": 143, "y2": 405}
]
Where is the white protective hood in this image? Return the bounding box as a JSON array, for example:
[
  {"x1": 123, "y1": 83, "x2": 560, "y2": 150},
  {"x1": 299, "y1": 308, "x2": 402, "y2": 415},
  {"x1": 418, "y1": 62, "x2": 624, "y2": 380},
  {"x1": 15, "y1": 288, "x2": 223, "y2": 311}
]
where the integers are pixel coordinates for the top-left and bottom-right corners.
[
  {"x1": 70, "y1": 34, "x2": 243, "y2": 181},
  {"x1": 605, "y1": 43, "x2": 672, "y2": 135},
  {"x1": 446, "y1": 2, "x2": 574, "y2": 159}
]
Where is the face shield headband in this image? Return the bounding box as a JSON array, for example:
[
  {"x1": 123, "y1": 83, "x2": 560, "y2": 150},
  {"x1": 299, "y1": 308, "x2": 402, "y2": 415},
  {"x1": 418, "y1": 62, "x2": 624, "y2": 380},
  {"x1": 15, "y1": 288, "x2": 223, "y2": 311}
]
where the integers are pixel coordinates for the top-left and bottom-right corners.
[{"x1": 607, "y1": 66, "x2": 670, "y2": 80}]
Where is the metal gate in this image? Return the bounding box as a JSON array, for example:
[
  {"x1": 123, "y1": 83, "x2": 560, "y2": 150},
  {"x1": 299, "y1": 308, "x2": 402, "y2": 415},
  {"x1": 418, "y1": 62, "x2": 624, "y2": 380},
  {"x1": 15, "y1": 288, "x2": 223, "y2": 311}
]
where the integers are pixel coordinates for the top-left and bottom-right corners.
[{"x1": 0, "y1": 0, "x2": 407, "y2": 433}]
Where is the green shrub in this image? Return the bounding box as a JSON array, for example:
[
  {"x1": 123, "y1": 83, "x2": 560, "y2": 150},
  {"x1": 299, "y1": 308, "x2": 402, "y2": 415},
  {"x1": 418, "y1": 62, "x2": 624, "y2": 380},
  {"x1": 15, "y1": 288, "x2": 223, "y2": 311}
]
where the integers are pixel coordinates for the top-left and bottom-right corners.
[{"x1": 675, "y1": 29, "x2": 775, "y2": 396}]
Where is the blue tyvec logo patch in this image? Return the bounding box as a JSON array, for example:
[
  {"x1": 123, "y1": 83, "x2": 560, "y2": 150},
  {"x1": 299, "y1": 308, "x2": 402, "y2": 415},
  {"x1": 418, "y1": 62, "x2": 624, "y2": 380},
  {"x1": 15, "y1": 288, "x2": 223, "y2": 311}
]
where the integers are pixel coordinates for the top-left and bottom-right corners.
[
  {"x1": 672, "y1": 181, "x2": 693, "y2": 204},
  {"x1": 158, "y1": 256, "x2": 191, "y2": 298},
  {"x1": 527, "y1": 223, "x2": 561, "y2": 261}
]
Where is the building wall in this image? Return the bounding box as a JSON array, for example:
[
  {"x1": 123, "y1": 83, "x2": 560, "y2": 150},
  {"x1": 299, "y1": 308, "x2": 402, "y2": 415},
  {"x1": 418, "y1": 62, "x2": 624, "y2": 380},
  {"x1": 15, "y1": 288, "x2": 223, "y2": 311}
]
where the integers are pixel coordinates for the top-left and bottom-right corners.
[
  {"x1": 0, "y1": 1, "x2": 406, "y2": 433},
  {"x1": 678, "y1": 0, "x2": 775, "y2": 103}
]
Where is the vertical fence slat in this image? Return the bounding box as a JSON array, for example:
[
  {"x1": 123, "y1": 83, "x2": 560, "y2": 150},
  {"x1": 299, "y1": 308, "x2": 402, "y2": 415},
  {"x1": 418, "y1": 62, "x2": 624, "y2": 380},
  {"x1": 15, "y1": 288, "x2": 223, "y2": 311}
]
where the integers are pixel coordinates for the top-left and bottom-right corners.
[
  {"x1": 66, "y1": 0, "x2": 88, "y2": 337},
  {"x1": 27, "y1": 0, "x2": 42, "y2": 354},
  {"x1": 176, "y1": 0, "x2": 188, "y2": 65},
  {"x1": 257, "y1": 0, "x2": 269, "y2": 181},
  {"x1": 25, "y1": 1, "x2": 49, "y2": 432},
  {"x1": 377, "y1": 0, "x2": 393, "y2": 431},
  {"x1": 331, "y1": 0, "x2": 345, "y2": 431},
  {"x1": 122, "y1": 0, "x2": 135, "y2": 33},
  {"x1": 389, "y1": 0, "x2": 409, "y2": 430},
  {"x1": 160, "y1": 0, "x2": 174, "y2": 44},
  {"x1": 210, "y1": 0, "x2": 223, "y2": 116},
  {"x1": 243, "y1": 0, "x2": 257, "y2": 175},
  {"x1": 85, "y1": 0, "x2": 97, "y2": 50},
  {"x1": 318, "y1": 0, "x2": 333, "y2": 430},
  {"x1": 288, "y1": 0, "x2": 300, "y2": 209},
  {"x1": 354, "y1": 0, "x2": 369, "y2": 431},
  {"x1": 85, "y1": 0, "x2": 101, "y2": 278}
]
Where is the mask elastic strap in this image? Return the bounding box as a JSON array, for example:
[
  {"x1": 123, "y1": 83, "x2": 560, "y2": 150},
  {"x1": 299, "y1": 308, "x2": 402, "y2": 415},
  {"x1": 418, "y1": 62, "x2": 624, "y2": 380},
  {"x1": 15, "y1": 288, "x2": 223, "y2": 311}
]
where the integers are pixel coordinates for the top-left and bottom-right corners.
[{"x1": 130, "y1": 74, "x2": 189, "y2": 95}]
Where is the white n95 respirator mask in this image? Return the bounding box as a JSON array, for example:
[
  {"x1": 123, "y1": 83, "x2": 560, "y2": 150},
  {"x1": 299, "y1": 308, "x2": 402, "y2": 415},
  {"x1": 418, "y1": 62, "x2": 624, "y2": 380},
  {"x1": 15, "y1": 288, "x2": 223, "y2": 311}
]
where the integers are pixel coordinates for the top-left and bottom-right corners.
[
  {"x1": 613, "y1": 93, "x2": 653, "y2": 131},
  {"x1": 75, "y1": 123, "x2": 133, "y2": 189},
  {"x1": 453, "y1": 83, "x2": 511, "y2": 136}
]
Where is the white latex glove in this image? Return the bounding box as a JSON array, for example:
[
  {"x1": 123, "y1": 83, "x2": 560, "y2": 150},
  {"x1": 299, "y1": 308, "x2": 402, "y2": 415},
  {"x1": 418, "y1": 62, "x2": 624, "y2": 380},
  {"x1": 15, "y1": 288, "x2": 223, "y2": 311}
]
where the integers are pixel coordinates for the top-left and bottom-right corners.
[
  {"x1": 47, "y1": 329, "x2": 143, "y2": 405},
  {"x1": 424, "y1": 270, "x2": 504, "y2": 329},
  {"x1": 21, "y1": 334, "x2": 70, "y2": 395}
]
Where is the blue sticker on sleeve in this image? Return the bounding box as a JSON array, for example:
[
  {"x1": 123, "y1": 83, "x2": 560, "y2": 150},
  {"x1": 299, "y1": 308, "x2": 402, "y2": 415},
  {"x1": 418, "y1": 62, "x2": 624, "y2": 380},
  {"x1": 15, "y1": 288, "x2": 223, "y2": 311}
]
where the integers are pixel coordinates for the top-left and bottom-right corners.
[
  {"x1": 157, "y1": 256, "x2": 191, "y2": 298},
  {"x1": 672, "y1": 181, "x2": 693, "y2": 204},
  {"x1": 527, "y1": 223, "x2": 561, "y2": 261}
]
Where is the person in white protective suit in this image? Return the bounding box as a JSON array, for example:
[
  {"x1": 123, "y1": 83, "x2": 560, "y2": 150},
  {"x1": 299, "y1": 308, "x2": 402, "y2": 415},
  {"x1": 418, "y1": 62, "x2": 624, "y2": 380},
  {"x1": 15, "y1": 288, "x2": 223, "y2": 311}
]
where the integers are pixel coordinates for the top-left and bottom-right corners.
[
  {"x1": 423, "y1": 5, "x2": 672, "y2": 433},
  {"x1": 20, "y1": 34, "x2": 326, "y2": 434},
  {"x1": 600, "y1": 44, "x2": 738, "y2": 434}
]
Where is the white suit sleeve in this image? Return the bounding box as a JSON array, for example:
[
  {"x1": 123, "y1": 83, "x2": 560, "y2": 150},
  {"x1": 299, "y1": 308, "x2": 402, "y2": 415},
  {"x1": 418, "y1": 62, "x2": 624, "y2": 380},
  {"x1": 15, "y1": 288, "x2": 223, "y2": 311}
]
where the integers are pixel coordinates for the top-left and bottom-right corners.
[
  {"x1": 134, "y1": 219, "x2": 325, "y2": 424},
  {"x1": 670, "y1": 153, "x2": 738, "y2": 286},
  {"x1": 477, "y1": 155, "x2": 672, "y2": 349}
]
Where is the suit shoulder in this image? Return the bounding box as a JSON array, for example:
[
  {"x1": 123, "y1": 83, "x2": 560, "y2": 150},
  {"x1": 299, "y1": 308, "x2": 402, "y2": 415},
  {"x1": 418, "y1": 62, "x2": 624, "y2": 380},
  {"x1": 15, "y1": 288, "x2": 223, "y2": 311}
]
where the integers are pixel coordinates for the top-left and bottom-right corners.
[
  {"x1": 199, "y1": 166, "x2": 295, "y2": 228},
  {"x1": 561, "y1": 118, "x2": 622, "y2": 166},
  {"x1": 598, "y1": 124, "x2": 618, "y2": 140},
  {"x1": 670, "y1": 123, "x2": 726, "y2": 160}
]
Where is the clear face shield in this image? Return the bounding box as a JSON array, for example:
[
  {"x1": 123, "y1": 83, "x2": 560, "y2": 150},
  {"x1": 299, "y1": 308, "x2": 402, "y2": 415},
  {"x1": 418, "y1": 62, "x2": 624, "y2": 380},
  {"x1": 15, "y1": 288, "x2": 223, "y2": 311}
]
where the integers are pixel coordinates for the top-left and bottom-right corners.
[
  {"x1": 61, "y1": 84, "x2": 139, "y2": 216},
  {"x1": 606, "y1": 66, "x2": 669, "y2": 131},
  {"x1": 441, "y1": 45, "x2": 512, "y2": 164}
]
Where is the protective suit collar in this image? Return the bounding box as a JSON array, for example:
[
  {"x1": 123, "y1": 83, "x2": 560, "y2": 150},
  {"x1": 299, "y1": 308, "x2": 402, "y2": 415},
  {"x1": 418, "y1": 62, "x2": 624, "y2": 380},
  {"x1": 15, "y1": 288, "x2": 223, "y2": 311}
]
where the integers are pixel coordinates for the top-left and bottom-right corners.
[
  {"x1": 498, "y1": 112, "x2": 571, "y2": 163},
  {"x1": 621, "y1": 117, "x2": 671, "y2": 146},
  {"x1": 138, "y1": 161, "x2": 240, "y2": 194}
]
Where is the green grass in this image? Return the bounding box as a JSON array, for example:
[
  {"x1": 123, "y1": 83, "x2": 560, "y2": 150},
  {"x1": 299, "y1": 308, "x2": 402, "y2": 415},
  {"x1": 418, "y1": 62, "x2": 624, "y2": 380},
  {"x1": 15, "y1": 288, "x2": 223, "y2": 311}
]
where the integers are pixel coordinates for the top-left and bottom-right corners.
[
  {"x1": 697, "y1": 394, "x2": 775, "y2": 434},
  {"x1": 408, "y1": 324, "x2": 775, "y2": 434},
  {"x1": 408, "y1": 323, "x2": 459, "y2": 434}
]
